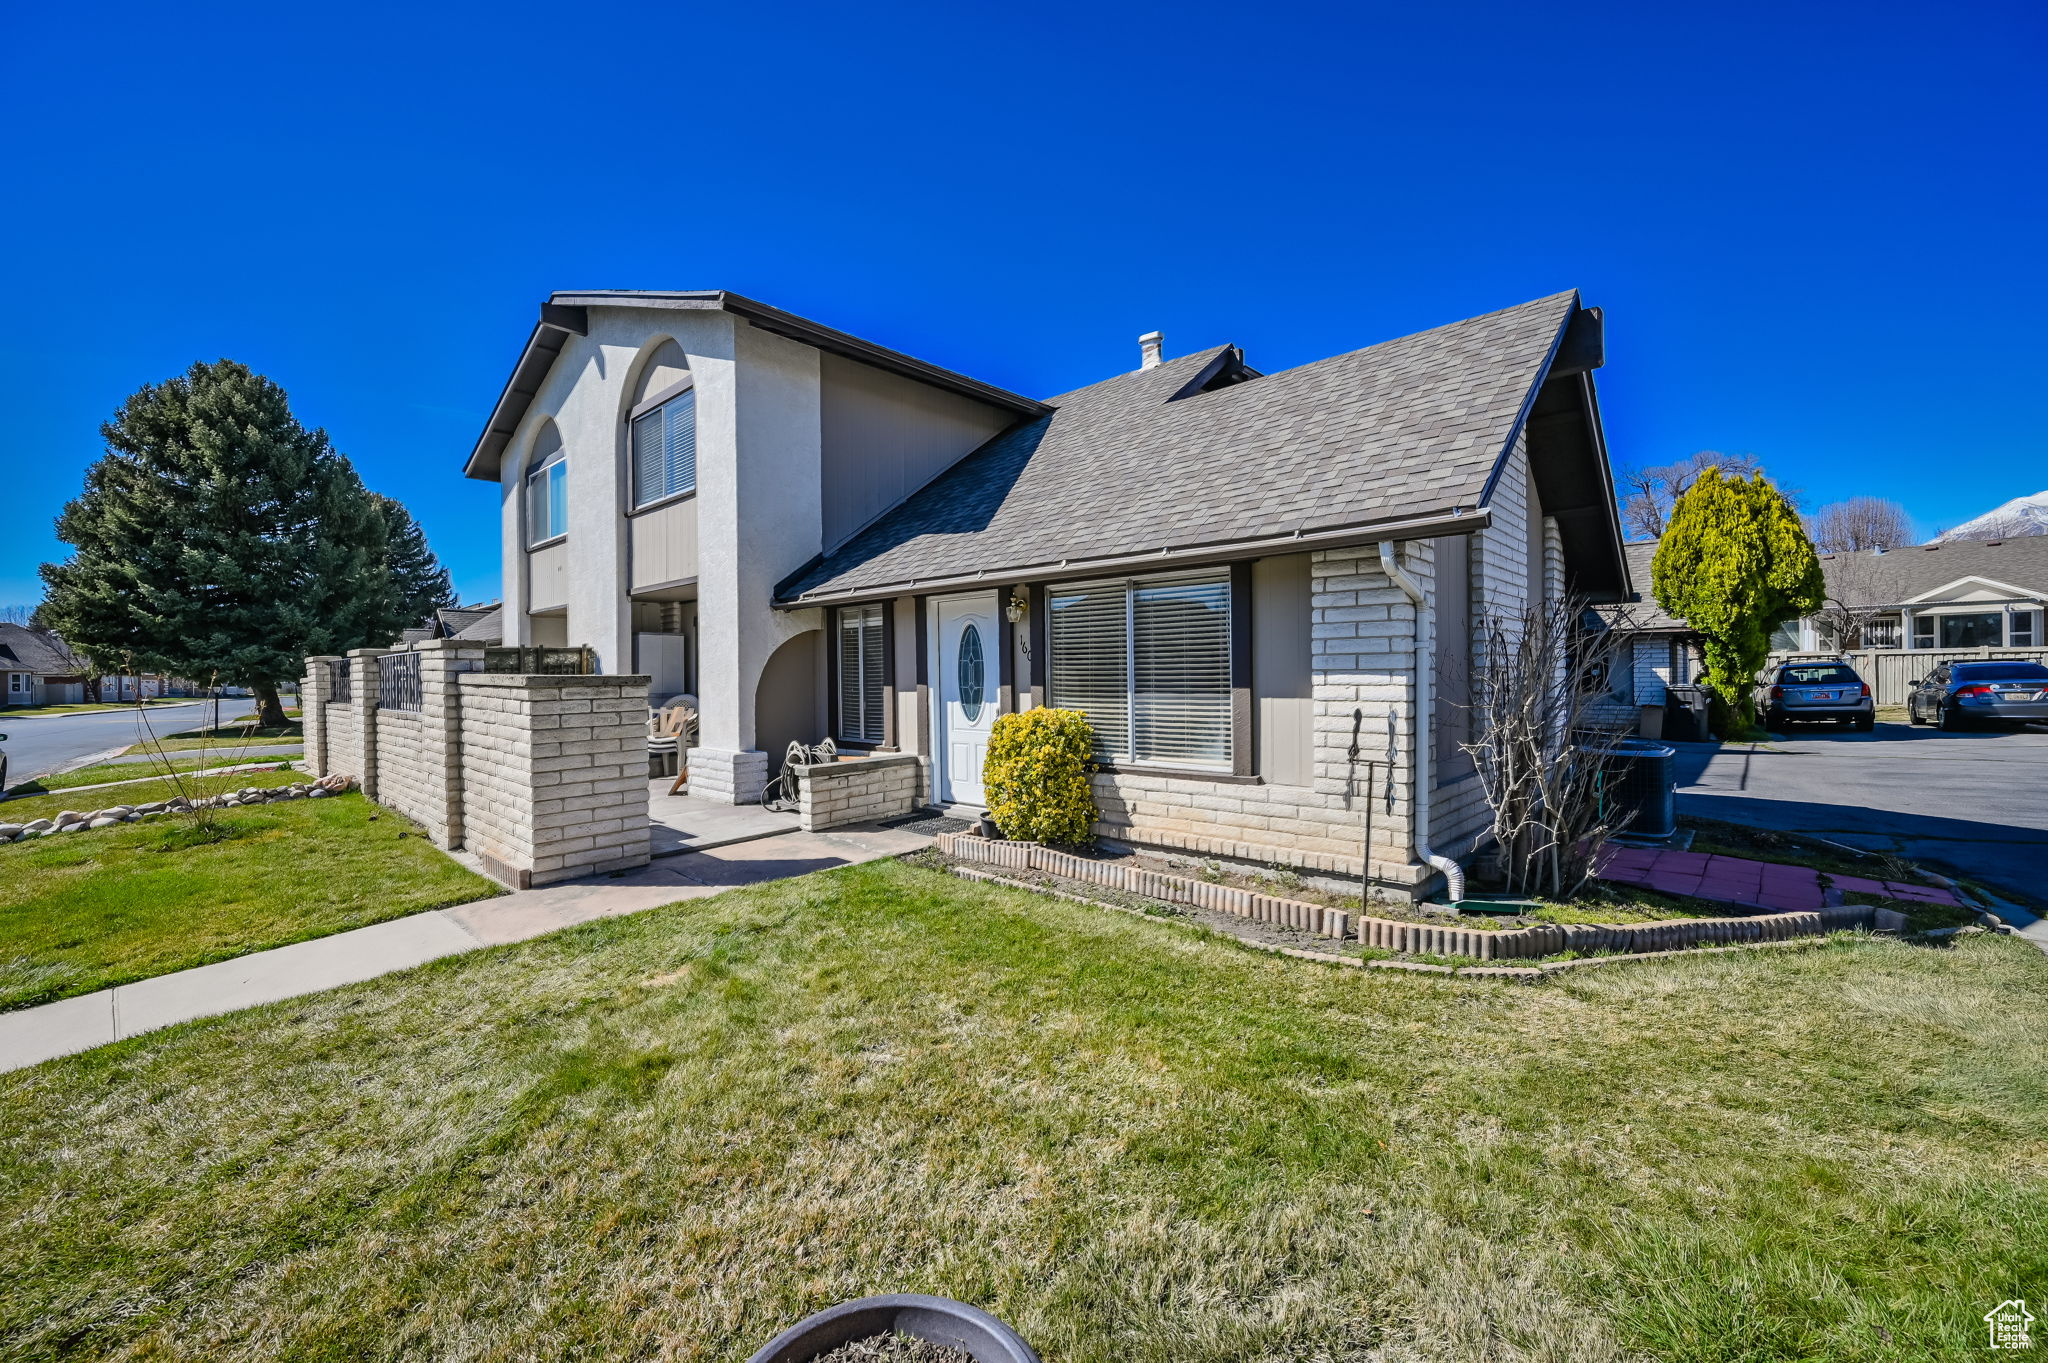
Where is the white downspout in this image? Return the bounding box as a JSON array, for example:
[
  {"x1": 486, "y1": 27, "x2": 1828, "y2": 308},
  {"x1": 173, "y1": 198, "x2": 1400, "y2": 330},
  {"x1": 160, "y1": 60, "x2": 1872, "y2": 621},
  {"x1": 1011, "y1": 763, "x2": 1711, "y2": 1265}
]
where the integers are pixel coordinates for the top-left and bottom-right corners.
[{"x1": 1378, "y1": 540, "x2": 1466, "y2": 902}]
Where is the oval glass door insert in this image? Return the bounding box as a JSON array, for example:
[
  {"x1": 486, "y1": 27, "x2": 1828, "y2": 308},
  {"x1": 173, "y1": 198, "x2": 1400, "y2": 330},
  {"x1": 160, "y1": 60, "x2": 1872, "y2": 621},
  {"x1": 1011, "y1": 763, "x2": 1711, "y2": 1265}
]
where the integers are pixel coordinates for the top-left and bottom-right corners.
[{"x1": 957, "y1": 623, "x2": 985, "y2": 721}]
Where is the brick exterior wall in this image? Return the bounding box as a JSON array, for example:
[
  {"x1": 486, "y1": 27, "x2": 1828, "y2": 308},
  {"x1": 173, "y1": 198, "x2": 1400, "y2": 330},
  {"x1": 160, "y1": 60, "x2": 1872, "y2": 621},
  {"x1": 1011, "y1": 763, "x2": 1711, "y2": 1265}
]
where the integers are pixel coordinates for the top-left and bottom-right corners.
[
  {"x1": 459, "y1": 673, "x2": 652, "y2": 888},
  {"x1": 1076, "y1": 542, "x2": 1428, "y2": 892},
  {"x1": 369, "y1": 641, "x2": 482, "y2": 848},
  {"x1": 796, "y1": 752, "x2": 919, "y2": 831},
  {"x1": 1433, "y1": 433, "x2": 1534, "y2": 858}
]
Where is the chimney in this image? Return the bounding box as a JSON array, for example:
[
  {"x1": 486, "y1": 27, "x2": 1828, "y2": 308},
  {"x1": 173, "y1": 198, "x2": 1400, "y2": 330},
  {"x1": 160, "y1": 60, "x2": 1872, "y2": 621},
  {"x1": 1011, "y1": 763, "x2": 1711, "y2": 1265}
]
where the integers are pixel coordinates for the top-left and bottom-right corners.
[{"x1": 1139, "y1": 331, "x2": 1164, "y2": 370}]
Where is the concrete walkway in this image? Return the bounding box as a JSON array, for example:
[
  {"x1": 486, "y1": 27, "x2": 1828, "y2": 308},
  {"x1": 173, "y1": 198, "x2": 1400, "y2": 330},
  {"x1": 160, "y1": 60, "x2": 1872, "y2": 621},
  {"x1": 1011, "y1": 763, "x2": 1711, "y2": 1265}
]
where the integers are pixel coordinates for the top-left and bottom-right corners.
[{"x1": 0, "y1": 822, "x2": 931, "y2": 1073}]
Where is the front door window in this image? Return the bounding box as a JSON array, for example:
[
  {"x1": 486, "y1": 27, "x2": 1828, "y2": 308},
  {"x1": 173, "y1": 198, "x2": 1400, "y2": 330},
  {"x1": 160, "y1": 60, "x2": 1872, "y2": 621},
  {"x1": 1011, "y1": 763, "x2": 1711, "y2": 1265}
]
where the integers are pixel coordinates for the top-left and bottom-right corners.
[{"x1": 957, "y1": 624, "x2": 984, "y2": 722}]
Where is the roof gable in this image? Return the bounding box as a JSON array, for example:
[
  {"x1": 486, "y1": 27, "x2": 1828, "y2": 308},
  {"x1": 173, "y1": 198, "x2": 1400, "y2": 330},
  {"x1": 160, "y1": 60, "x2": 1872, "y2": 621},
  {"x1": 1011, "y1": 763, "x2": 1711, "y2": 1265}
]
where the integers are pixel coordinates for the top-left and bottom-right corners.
[
  {"x1": 1902, "y1": 573, "x2": 2045, "y2": 605},
  {"x1": 464, "y1": 292, "x2": 1047, "y2": 481}
]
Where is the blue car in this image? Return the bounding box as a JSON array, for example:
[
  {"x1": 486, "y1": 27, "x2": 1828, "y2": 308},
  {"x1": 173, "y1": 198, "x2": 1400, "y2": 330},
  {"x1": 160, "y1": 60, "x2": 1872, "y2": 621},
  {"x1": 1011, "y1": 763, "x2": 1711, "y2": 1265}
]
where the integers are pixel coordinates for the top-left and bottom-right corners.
[{"x1": 1907, "y1": 660, "x2": 2048, "y2": 731}]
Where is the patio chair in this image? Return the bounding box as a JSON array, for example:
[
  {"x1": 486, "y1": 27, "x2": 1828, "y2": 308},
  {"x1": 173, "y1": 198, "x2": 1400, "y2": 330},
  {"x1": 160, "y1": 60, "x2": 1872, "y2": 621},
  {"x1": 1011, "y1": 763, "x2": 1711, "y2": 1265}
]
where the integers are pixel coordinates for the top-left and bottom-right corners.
[{"x1": 655, "y1": 698, "x2": 698, "y2": 796}]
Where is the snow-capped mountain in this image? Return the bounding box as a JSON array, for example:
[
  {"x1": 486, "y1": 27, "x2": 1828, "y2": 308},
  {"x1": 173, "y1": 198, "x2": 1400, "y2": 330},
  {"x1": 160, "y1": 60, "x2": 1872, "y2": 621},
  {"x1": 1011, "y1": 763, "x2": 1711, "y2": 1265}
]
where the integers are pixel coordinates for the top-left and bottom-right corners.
[{"x1": 1936, "y1": 490, "x2": 2048, "y2": 542}]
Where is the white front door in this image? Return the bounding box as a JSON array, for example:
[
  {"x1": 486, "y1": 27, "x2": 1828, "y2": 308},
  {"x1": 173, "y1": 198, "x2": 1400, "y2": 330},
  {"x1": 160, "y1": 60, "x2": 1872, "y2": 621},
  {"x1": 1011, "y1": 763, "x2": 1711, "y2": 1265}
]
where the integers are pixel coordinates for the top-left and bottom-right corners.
[{"x1": 932, "y1": 593, "x2": 999, "y2": 807}]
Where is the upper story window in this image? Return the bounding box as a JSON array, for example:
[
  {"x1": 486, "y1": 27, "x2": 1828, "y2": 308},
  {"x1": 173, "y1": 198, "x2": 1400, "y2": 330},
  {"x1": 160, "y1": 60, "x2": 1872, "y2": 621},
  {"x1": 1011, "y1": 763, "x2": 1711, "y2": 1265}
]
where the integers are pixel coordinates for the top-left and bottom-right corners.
[
  {"x1": 1048, "y1": 570, "x2": 1232, "y2": 770},
  {"x1": 525, "y1": 426, "x2": 567, "y2": 547},
  {"x1": 631, "y1": 384, "x2": 697, "y2": 510}
]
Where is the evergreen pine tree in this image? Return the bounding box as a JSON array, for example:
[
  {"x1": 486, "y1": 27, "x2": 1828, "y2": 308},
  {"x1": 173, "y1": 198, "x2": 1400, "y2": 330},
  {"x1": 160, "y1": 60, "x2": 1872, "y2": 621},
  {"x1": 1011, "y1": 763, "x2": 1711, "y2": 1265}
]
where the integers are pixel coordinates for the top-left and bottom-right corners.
[
  {"x1": 40, "y1": 360, "x2": 414, "y2": 726},
  {"x1": 373, "y1": 493, "x2": 457, "y2": 631},
  {"x1": 1651, "y1": 467, "x2": 1825, "y2": 731}
]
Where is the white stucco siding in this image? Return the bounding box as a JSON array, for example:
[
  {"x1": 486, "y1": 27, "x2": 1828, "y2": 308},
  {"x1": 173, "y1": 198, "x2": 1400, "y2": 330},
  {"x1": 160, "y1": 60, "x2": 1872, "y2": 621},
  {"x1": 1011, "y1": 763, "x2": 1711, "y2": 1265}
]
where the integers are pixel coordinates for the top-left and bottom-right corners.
[
  {"x1": 496, "y1": 309, "x2": 739, "y2": 668},
  {"x1": 818, "y1": 353, "x2": 1013, "y2": 552},
  {"x1": 696, "y1": 320, "x2": 827, "y2": 754}
]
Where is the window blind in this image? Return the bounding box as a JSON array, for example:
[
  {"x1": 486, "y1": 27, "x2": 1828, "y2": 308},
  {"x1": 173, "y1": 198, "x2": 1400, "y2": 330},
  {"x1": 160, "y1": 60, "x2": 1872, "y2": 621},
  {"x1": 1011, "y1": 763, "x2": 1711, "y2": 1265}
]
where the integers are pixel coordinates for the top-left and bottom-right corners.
[
  {"x1": 631, "y1": 390, "x2": 697, "y2": 509},
  {"x1": 1049, "y1": 572, "x2": 1230, "y2": 769},
  {"x1": 1134, "y1": 577, "x2": 1232, "y2": 767},
  {"x1": 837, "y1": 605, "x2": 885, "y2": 742},
  {"x1": 1048, "y1": 583, "x2": 1131, "y2": 761}
]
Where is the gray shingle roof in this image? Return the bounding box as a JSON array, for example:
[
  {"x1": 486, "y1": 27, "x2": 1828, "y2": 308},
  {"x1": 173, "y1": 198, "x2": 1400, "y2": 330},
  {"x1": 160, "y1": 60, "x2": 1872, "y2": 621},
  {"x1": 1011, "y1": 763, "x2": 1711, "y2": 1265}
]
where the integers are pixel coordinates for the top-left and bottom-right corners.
[
  {"x1": 779, "y1": 291, "x2": 1580, "y2": 602},
  {"x1": 0, "y1": 624, "x2": 87, "y2": 676},
  {"x1": 1817, "y1": 536, "x2": 2048, "y2": 607},
  {"x1": 451, "y1": 606, "x2": 503, "y2": 643},
  {"x1": 1604, "y1": 535, "x2": 2048, "y2": 634}
]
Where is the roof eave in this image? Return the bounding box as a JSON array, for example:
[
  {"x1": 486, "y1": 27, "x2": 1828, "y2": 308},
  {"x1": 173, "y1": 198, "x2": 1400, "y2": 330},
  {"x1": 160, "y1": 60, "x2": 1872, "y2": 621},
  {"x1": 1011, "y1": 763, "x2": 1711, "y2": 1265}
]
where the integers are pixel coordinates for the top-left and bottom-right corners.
[
  {"x1": 774, "y1": 507, "x2": 1495, "y2": 609},
  {"x1": 463, "y1": 307, "x2": 588, "y2": 481},
  {"x1": 546, "y1": 290, "x2": 1051, "y2": 419}
]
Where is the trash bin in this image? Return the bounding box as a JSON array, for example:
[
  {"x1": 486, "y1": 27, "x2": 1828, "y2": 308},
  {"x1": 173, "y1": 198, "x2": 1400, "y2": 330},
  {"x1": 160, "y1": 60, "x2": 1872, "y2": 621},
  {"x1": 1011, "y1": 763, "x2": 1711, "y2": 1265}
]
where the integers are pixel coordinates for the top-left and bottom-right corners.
[
  {"x1": 1595, "y1": 738, "x2": 1677, "y2": 841},
  {"x1": 1661, "y1": 684, "x2": 1710, "y2": 743}
]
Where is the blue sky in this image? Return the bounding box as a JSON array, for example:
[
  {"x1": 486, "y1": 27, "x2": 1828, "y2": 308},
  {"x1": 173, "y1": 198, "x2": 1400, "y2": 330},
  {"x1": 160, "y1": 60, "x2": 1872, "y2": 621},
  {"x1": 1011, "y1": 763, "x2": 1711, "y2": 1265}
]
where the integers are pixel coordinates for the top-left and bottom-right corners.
[{"x1": 3, "y1": 1, "x2": 2042, "y2": 610}]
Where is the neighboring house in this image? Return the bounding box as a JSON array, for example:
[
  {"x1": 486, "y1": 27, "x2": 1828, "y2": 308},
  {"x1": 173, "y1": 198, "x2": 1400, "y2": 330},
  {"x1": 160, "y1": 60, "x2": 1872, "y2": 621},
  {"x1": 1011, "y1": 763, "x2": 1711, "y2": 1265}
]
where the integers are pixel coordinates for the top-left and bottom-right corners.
[
  {"x1": 0, "y1": 625, "x2": 91, "y2": 707},
  {"x1": 1588, "y1": 542, "x2": 1703, "y2": 726},
  {"x1": 398, "y1": 602, "x2": 505, "y2": 646},
  {"x1": 464, "y1": 289, "x2": 1628, "y2": 894},
  {"x1": 1600, "y1": 535, "x2": 2048, "y2": 718},
  {"x1": 1792, "y1": 536, "x2": 2047, "y2": 652}
]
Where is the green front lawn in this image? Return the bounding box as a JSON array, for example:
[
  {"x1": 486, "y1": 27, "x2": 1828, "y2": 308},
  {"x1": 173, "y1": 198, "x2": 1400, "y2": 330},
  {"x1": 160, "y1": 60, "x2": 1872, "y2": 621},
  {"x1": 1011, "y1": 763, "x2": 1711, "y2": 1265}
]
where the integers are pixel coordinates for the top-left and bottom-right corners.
[
  {"x1": 0, "y1": 791, "x2": 497, "y2": 1011},
  {"x1": 154, "y1": 721, "x2": 303, "y2": 746},
  {"x1": 5, "y1": 756, "x2": 298, "y2": 797},
  {"x1": 2, "y1": 860, "x2": 2040, "y2": 1362},
  {"x1": 0, "y1": 698, "x2": 193, "y2": 718},
  {"x1": 0, "y1": 768, "x2": 304, "y2": 825}
]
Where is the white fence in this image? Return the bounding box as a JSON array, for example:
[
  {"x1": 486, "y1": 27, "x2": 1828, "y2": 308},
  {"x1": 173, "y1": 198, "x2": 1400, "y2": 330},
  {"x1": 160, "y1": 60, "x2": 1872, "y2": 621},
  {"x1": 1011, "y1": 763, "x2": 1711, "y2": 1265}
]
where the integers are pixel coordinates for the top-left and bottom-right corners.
[{"x1": 1765, "y1": 647, "x2": 2048, "y2": 705}]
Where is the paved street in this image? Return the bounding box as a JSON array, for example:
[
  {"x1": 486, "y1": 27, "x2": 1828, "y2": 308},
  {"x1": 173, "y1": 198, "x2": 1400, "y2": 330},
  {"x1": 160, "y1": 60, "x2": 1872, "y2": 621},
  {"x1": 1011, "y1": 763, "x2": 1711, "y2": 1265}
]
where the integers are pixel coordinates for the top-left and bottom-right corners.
[
  {"x1": 1676, "y1": 718, "x2": 2048, "y2": 917},
  {"x1": 0, "y1": 700, "x2": 258, "y2": 785}
]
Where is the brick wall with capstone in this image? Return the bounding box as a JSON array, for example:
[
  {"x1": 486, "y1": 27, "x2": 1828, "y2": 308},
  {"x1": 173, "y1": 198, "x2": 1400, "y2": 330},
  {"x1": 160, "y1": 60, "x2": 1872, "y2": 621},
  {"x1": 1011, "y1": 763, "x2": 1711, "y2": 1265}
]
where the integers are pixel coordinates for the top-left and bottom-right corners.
[
  {"x1": 369, "y1": 641, "x2": 482, "y2": 848},
  {"x1": 457, "y1": 672, "x2": 652, "y2": 888},
  {"x1": 301, "y1": 656, "x2": 336, "y2": 778},
  {"x1": 796, "y1": 752, "x2": 919, "y2": 831}
]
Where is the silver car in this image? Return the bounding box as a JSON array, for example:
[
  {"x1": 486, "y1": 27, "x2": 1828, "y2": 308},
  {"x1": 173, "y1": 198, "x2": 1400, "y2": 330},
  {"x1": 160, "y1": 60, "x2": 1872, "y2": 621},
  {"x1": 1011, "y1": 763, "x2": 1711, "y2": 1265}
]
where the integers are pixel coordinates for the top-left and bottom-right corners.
[
  {"x1": 1762, "y1": 660, "x2": 1875, "y2": 731},
  {"x1": 1908, "y1": 660, "x2": 2048, "y2": 731}
]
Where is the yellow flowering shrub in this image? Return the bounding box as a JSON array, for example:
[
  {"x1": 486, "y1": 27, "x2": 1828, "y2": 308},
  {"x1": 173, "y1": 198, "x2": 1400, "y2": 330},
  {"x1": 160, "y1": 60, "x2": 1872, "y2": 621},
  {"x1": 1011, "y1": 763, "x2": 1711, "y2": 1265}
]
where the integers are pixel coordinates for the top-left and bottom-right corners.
[{"x1": 983, "y1": 708, "x2": 1098, "y2": 845}]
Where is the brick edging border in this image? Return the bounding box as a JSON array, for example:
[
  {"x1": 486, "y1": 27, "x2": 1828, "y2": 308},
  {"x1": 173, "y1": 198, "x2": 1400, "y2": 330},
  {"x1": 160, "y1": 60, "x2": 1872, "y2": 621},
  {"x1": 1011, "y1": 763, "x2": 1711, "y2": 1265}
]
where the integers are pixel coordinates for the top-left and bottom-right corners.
[
  {"x1": 933, "y1": 832, "x2": 1873, "y2": 960},
  {"x1": 944, "y1": 863, "x2": 1845, "y2": 983}
]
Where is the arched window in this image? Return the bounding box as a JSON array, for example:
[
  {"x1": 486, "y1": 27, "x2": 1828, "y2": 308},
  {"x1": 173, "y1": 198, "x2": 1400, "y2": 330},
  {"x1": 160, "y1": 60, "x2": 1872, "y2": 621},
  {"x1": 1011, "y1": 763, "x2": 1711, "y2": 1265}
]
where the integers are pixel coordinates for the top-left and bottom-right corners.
[
  {"x1": 526, "y1": 423, "x2": 567, "y2": 546},
  {"x1": 629, "y1": 339, "x2": 696, "y2": 510}
]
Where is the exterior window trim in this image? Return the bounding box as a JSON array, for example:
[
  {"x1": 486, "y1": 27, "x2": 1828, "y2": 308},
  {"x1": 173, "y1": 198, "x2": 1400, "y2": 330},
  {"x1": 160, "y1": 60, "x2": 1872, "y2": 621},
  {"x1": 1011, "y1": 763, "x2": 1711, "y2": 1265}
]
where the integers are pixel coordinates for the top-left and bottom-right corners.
[
  {"x1": 629, "y1": 377, "x2": 698, "y2": 513},
  {"x1": 833, "y1": 603, "x2": 890, "y2": 746},
  {"x1": 525, "y1": 448, "x2": 568, "y2": 549}
]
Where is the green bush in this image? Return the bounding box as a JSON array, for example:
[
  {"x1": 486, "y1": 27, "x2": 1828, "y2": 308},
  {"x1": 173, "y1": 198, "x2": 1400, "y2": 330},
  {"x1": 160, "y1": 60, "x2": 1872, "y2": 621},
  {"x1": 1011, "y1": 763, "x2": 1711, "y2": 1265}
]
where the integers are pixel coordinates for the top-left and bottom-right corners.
[{"x1": 984, "y1": 708, "x2": 1099, "y2": 845}]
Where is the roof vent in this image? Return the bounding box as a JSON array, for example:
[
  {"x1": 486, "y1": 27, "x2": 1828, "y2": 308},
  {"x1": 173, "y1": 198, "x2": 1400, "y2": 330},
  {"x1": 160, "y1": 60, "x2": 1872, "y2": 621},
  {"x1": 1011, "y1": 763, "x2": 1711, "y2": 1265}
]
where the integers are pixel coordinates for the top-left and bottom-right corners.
[{"x1": 1139, "y1": 331, "x2": 1164, "y2": 370}]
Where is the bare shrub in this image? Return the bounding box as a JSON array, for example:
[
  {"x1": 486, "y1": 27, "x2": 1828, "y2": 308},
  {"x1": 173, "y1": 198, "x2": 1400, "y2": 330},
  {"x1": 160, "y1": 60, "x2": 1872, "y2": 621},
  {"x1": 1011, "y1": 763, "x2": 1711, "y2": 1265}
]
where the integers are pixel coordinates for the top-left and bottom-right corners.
[{"x1": 1461, "y1": 597, "x2": 1634, "y2": 899}]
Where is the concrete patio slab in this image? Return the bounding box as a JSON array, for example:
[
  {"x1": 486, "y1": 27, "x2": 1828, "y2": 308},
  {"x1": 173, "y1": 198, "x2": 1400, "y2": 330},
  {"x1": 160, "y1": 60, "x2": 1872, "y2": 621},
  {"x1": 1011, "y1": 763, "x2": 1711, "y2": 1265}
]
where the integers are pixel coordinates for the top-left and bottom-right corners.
[{"x1": 647, "y1": 781, "x2": 799, "y2": 855}]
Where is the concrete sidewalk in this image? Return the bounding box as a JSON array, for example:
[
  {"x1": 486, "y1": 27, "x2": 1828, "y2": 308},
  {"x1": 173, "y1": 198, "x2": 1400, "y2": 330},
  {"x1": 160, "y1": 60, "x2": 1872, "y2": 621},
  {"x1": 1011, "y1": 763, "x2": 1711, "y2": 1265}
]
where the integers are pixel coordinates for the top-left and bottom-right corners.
[{"x1": 0, "y1": 823, "x2": 931, "y2": 1073}]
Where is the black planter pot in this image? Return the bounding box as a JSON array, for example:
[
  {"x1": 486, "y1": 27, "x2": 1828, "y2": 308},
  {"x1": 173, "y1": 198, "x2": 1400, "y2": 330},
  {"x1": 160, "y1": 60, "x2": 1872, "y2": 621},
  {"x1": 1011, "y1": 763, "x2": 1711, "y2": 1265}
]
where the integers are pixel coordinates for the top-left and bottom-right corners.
[
  {"x1": 746, "y1": 1293, "x2": 1039, "y2": 1363},
  {"x1": 977, "y1": 813, "x2": 1001, "y2": 840}
]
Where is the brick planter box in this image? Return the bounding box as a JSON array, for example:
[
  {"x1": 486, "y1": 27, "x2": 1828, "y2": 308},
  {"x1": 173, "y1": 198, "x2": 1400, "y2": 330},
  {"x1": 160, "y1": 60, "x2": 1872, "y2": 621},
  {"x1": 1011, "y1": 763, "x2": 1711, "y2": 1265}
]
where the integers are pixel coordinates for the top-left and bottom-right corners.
[
  {"x1": 933, "y1": 833, "x2": 1874, "y2": 957},
  {"x1": 795, "y1": 753, "x2": 920, "y2": 832}
]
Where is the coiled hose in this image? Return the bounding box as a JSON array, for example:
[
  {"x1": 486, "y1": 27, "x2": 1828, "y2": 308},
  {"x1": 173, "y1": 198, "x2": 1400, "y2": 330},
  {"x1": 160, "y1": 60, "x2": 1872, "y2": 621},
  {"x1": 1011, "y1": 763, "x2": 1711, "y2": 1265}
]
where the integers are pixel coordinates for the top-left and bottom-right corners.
[{"x1": 761, "y1": 738, "x2": 837, "y2": 811}]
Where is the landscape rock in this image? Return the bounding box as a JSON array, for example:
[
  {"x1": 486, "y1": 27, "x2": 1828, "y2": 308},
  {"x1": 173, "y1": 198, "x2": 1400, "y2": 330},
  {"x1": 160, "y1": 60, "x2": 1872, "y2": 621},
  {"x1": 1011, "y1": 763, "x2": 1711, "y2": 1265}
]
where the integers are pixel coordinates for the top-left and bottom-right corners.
[
  {"x1": 23, "y1": 819, "x2": 52, "y2": 833},
  {"x1": 88, "y1": 816, "x2": 121, "y2": 829},
  {"x1": 0, "y1": 825, "x2": 21, "y2": 840}
]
